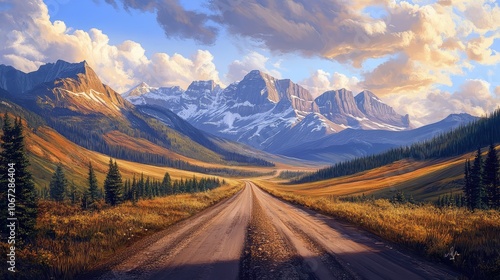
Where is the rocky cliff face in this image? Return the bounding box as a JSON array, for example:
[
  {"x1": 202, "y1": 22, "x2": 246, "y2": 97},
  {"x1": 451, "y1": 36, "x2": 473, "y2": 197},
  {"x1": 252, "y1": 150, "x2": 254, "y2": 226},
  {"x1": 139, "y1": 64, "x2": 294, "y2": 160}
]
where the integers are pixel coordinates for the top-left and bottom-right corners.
[
  {"x1": 355, "y1": 90, "x2": 410, "y2": 129},
  {"x1": 314, "y1": 89, "x2": 365, "y2": 126},
  {"x1": 0, "y1": 60, "x2": 130, "y2": 116}
]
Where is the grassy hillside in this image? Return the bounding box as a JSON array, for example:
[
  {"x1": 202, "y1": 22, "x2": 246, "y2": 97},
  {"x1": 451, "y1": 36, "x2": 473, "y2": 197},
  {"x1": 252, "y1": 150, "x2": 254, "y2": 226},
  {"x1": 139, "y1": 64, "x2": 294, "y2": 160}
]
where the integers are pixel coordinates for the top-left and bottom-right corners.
[
  {"x1": 25, "y1": 125, "x2": 222, "y2": 190},
  {"x1": 0, "y1": 118, "x2": 270, "y2": 193},
  {"x1": 274, "y1": 156, "x2": 468, "y2": 202},
  {"x1": 275, "y1": 145, "x2": 499, "y2": 203}
]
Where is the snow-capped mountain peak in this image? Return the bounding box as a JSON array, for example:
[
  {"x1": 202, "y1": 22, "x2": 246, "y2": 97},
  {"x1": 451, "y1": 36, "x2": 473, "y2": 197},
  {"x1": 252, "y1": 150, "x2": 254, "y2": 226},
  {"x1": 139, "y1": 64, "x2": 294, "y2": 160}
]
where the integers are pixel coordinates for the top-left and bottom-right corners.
[
  {"x1": 355, "y1": 90, "x2": 410, "y2": 130},
  {"x1": 122, "y1": 82, "x2": 156, "y2": 98},
  {"x1": 186, "y1": 80, "x2": 221, "y2": 96},
  {"x1": 0, "y1": 60, "x2": 129, "y2": 116}
]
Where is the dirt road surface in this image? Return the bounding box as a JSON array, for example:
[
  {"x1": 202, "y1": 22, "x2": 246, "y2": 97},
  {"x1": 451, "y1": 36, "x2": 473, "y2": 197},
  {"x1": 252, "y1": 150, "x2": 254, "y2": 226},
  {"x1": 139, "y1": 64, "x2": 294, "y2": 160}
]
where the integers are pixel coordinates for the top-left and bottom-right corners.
[{"x1": 88, "y1": 181, "x2": 459, "y2": 280}]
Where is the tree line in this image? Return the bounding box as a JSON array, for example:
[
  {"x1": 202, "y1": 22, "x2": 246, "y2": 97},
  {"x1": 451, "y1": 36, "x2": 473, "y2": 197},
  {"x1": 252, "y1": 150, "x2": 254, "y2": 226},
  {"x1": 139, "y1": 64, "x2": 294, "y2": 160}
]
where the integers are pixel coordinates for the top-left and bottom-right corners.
[
  {"x1": 46, "y1": 158, "x2": 225, "y2": 208},
  {"x1": 294, "y1": 109, "x2": 500, "y2": 184},
  {"x1": 435, "y1": 193, "x2": 466, "y2": 208},
  {"x1": 462, "y1": 145, "x2": 499, "y2": 210}
]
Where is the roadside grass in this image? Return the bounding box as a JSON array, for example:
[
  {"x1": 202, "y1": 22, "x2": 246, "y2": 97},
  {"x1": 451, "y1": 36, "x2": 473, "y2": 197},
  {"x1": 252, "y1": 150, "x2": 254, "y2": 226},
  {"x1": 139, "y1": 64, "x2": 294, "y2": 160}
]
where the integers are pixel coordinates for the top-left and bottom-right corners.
[
  {"x1": 0, "y1": 182, "x2": 243, "y2": 280},
  {"x1": 257, "y1": 181, "x2": 500, "y2": 280}
]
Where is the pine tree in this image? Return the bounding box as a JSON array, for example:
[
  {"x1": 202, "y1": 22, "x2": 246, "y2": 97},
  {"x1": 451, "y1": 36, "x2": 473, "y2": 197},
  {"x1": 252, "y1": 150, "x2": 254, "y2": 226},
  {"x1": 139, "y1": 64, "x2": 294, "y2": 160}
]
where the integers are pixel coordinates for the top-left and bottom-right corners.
[
  {"x1": 86, "y1": 161, "x2": 100, "y2": 208},
  {"x1": 470, "y1": 148, "x2": 486, "y2": 209},
  {"x1": 145, "y1": 177, "x2": 151, "y2": 199},
  {"x1": 0, "y1": 115, "x2": 38, "y2": 242},
  {"x1": 138, "y1": 173, "x2": 145, "y2": 199},
  {"x1": 69, "y1": 182, "x2": 78, "y2": 205},
  {"x1": 49, "y1": 164, "x2": 68, "y2": 202},
  {"x1": 463, "y1": 159, "x2": 473, "y2": 209},
  {"x1": 161, "y1": 172, "x2": 171, "y2": 195},
  {"x1": 0, "y1": 114, "x2": 13, "y2": 239},
  {"x1": 104, "y1": 159, "x2": 124, "y2": 206},
  {"x1": 123, "y1": 179, "x2": 130, "y2": 201},
  {"x1": 483, "y1": 144, "x2": 499, "y2": 209},
  {"x1": 131, "y1": 174, "x2": 137, "y2": 202}
]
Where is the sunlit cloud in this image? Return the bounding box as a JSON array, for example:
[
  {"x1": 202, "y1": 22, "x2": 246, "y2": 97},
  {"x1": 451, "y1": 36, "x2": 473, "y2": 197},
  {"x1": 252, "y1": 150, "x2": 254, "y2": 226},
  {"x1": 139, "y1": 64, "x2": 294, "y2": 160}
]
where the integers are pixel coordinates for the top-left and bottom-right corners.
[
  {"x1": 225, "y1": 51, "x2": 281, "y2": 83},
  {"x1": 300, "y1": 70, "x2": 362, "y2": 98},
  {"x1": 385, "y1": 79, "x2": 500, "y2": 126},
  {"x1": 102, "y1": 0, "x2": 500, "y2": 96}
]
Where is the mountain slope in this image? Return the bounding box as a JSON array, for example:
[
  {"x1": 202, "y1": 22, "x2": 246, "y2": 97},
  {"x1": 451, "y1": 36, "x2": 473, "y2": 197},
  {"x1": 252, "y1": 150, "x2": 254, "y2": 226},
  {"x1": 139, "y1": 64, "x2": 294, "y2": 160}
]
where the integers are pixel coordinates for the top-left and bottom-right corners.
[
  {"x1": 279, "y1": 113, "x2": 477, "y2": 162},
  {"x1": 0, "y1": 61, "x2": 275, "y2": 167}
]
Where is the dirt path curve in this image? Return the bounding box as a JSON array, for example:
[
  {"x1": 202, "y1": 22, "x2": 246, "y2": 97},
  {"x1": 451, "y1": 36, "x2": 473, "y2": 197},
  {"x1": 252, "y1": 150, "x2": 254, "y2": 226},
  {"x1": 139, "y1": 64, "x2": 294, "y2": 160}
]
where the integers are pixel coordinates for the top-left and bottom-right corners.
[{"x1": 250, "y1": 181, "x2": 459, "y2": 280}]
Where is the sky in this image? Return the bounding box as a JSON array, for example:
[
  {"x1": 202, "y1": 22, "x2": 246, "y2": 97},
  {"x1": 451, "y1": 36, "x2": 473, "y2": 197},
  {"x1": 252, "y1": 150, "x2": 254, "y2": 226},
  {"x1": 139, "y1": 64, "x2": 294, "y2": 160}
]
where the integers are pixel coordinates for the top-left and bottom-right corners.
[{"x1": 0, "y1": 0, "x2": 499, "y2": 126}]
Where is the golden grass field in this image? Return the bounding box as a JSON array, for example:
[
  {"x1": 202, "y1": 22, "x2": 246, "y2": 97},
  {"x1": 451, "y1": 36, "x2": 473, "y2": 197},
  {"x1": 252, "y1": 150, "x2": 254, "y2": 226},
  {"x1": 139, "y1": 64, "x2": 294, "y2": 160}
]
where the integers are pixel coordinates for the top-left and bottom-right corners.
[
  {"x1": 256, "y1": 180, "x2": 500, "y2": 279},
  {"x1": 271, "y1": 155, "x2": 470, "y2": 202},
  {"x1": 0, "y1": 181, "x2": 244, "y2": 279}
]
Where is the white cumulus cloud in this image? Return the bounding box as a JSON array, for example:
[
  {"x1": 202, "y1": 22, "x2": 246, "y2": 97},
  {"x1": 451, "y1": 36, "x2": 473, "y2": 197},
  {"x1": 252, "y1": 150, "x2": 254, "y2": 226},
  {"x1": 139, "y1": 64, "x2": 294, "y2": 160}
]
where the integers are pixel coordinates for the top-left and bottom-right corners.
[
  {"x1": 225, "y1": 51, "x2": 281, "y2": 83},
  {"x1": 385, "y1": 79, "x2": 500, "y2": 126},
  {"x1": 300, "y1": 70, "x2": 362, "y2": 98}
]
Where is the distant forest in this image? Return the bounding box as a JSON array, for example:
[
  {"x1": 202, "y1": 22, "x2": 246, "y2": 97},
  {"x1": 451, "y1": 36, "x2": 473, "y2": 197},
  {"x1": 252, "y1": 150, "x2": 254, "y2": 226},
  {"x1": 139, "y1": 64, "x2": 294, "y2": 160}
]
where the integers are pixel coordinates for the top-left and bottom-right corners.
[{"x1": 295, "y1": 109, "x2": 500, "y2": 184}]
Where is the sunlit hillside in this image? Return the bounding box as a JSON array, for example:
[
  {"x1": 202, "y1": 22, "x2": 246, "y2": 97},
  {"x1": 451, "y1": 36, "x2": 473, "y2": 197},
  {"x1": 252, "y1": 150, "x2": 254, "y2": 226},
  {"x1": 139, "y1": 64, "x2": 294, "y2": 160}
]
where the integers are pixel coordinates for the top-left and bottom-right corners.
[{"x1": 269, "y1": 153, "x2": 478, "y2": 202}]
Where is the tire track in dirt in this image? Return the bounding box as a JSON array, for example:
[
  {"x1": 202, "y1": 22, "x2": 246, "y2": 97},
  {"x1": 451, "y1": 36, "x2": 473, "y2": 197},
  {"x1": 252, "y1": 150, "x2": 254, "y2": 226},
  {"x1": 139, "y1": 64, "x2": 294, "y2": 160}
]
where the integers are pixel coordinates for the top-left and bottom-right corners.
[
  {"x1": 240, "y1": 187, "x2": 316, "y2": 280},
  {"x1": 250, "y1": 181, "x2": 460, "y2": 280}
]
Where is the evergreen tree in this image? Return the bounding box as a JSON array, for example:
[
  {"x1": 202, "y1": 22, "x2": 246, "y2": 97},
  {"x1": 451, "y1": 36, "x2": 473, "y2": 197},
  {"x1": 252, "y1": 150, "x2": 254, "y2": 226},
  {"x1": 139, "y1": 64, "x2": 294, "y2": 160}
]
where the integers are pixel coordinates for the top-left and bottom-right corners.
[
  {"x1": 0, "y1": 114, "x2": 13, "y2": 239},
  {"x1": 49, "y1": 164, "x2": 68, "y2": 202},
  {"x1": 408, "y1": 194, "x2": 415, "y2": 204},
  {"x1": 161, "y1": 172, "x2": 171, "y2": 195},
  {"x1": 483, "y1": 144, "x2": 499, "y2": 209},
  {"x1": 104, "y1": 159, "x2": 124, "y2": 206},
  {"x1": 470, "y1": 148, "x2": 486, "y2": 209},
  {"x1": 81, "y1": 192, "x2": 88, "y2": 209},
  {"x1": 69, "y1": 182, "x2": 78, "y2": 205},
  {"x1": 86, "y1": 161, "x2": 100, "y2": 208},
  {"x1": 145, "y1": 177, "x2": 151, "y2": 198},
  {"x1": 138, "y1": 173, "x2": 145, "y2": 199},
  {"x1": 123, "y1": 179, "x2": 131, "y2": 201},
  {"x1": 463, "y1": 159, "x2": 473, "y2": 209},
  {"x1": 131, "y1": 174, "x2": 137, "y2": 202},
  {"x1": 0, "y1": 115, "x2": 38, "y2": 242}
]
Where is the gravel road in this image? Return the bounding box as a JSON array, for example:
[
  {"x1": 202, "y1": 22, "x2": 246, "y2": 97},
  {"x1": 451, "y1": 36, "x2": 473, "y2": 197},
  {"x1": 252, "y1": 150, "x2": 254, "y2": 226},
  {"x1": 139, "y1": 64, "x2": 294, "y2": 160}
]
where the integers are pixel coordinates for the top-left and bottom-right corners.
[{"x1": 87, "y1": 181, "x2": 459, "y2": 280}]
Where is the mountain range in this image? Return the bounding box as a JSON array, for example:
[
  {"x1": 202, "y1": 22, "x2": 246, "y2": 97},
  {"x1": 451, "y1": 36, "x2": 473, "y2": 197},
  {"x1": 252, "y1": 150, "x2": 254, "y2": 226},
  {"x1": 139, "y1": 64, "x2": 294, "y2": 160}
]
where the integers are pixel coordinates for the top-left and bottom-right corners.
[
  {"x1": 124, "y1": 70, "x2": 412, "y2": 152},
  {"x1": 0, "y1": 60, "x2": 477, "y2": 166},
  {"x1": 124, "y1": 69, "x2": 475, "y2": 162}
]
